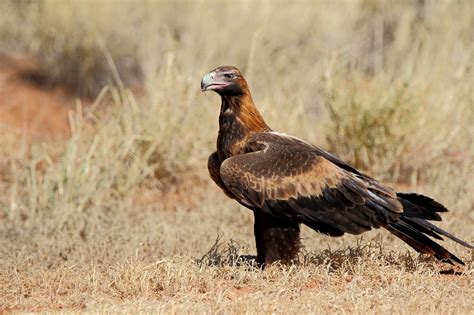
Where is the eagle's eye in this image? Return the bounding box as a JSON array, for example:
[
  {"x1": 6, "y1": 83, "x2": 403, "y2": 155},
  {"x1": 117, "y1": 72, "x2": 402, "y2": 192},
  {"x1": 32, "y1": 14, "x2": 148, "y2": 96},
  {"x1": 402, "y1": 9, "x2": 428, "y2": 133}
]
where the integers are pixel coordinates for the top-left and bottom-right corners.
[{"x1": 224, "y1": 73, "x2": 235, "y2": 80}]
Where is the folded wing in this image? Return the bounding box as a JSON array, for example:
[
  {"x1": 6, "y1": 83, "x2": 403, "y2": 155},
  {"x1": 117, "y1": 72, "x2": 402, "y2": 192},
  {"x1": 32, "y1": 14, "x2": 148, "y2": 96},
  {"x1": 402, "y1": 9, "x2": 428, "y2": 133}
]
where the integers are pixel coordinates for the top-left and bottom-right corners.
[{"x1": 220, "y1": 132, "x2": 403, "y2": 236}]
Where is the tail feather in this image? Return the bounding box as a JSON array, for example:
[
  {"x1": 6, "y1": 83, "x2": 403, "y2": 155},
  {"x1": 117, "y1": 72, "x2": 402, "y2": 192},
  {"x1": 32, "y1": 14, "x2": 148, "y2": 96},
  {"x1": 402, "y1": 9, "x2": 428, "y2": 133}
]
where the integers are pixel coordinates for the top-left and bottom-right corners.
[
  {"x1": 385, "y1": 193, "x2": 473, "y2": 265},
  {"x1": 397, "y1": 193, "x2": 447, "y2": 221},
  {"x1": 386, "y1": 220, "x2": 464, "y2": 265},
  {"x1": 401, "y1": 217, "x2": 444, "y2": 241},
  {"x1": 403, "y1": 217, "x2": 474, "y2": 249}
]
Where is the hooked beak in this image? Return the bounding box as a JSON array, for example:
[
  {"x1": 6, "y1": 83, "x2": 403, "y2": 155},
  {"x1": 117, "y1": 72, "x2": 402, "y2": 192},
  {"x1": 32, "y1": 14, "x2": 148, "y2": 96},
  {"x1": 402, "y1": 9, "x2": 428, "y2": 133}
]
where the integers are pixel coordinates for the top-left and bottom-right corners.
[{"x1": 201, "y1": 71, "x2": 228, "y2": 92}]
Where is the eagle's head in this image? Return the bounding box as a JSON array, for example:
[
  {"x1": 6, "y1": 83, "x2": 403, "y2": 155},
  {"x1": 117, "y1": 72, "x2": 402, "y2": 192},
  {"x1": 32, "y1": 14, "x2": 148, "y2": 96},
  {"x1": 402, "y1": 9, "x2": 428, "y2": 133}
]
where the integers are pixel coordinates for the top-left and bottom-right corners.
[{"x1": 201, "y1": 66, "x2": 249, "y2": 96}]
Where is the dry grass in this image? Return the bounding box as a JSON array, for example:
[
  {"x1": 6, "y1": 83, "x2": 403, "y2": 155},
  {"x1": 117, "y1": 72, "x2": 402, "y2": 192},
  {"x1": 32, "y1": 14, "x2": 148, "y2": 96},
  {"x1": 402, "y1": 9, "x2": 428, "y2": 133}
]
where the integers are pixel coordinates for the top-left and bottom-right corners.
[
  {"x1": 0, "y1": 0, "x2": 473, "y2": 313},
  {"x1": 1, "y1": 193, "x2": 473, "y2": 313}
]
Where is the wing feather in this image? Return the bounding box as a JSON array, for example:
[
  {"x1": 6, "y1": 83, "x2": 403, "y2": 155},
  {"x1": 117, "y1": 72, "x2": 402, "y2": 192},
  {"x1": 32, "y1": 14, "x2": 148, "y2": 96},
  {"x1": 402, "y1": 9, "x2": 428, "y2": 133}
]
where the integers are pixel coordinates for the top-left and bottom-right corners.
[{"x1": 220, "y1": 132, "x2": 403, "y2": 235}]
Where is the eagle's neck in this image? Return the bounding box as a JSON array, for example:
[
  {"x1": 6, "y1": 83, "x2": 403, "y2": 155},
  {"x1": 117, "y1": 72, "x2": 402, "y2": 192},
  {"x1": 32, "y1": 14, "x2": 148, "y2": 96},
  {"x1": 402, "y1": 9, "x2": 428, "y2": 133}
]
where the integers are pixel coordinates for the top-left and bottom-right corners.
[{"x1": 217, "y1": 94, "x2": 269, "y2": 161}]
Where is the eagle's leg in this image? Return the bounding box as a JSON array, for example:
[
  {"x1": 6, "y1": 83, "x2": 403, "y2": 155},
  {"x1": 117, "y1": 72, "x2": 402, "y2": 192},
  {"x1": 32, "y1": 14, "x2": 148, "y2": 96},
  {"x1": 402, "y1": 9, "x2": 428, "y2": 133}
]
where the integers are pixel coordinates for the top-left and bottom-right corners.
[{"x1": 254, "y1": 211, "x2": 301, "y2": 266}]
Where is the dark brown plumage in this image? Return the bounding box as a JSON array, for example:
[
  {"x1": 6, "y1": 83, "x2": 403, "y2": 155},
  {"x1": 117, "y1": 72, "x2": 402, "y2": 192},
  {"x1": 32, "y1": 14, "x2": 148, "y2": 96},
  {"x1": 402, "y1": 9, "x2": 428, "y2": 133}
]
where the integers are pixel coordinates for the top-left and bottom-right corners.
[{"x1": 201, "y1": 65, "x2": 473, "y2": 266}]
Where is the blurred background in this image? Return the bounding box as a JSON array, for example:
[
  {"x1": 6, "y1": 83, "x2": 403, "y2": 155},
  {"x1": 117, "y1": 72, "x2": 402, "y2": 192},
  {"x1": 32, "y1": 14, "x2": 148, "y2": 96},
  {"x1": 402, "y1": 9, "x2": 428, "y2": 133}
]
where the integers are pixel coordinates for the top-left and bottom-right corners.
[{"x1": 0, "y1": 0, "x2": 473, "y2": 309}]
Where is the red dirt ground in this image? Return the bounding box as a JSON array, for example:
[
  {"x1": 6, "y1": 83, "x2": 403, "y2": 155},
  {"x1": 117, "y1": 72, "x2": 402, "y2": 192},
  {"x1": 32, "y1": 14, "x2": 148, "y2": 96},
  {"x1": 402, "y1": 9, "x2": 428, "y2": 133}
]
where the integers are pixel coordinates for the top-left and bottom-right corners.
[{"x1": 0, "y1": 53, "x2": 77, "y2": 141}]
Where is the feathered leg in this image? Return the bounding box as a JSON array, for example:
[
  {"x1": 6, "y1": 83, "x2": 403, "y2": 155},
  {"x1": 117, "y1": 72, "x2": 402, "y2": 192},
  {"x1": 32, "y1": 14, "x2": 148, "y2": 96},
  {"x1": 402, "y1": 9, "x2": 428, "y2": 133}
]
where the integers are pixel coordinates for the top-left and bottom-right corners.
[{"x1": 254, "y1": 211, "x2": 301, "y2": 266}]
